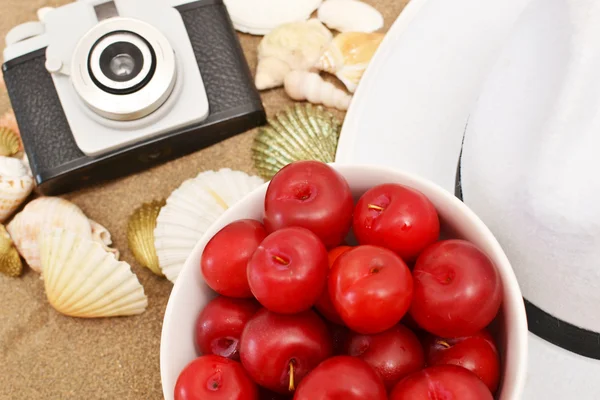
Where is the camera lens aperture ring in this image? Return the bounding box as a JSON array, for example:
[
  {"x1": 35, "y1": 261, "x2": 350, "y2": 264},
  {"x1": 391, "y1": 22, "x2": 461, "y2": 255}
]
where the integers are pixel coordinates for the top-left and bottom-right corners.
[
  {"x1": 88, "y1": 31, "x2": 155, "y2": 95},
  {"x1": 71, "y1": 17, "x2": 177, "y2": 121}
]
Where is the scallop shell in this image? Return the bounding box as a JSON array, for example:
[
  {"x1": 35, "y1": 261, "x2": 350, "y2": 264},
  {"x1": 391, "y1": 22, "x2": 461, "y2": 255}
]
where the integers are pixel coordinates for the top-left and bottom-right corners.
[
  {"x1": 255, "y1": 19, "x2": 333, "y2": 90},
  {"x1": 315, "y1": 32, "x2": 385, "y2": 93},
  {"x1": 0, "y1": 224, "x2": 23, "y2": 277},
  {"x1": 40, "y1": 228, "x2": 147, "y2": 318},
  {"x1": 0, "y1": 127, "x2": 21, "y2": 157},
  {"x1": 252, "y1": 103, "x2": 342, "y2": 180},
  {"x1": 7, "y1": 197, "x2": 118, "y2": 273},
  {"x1": 0, "y1": 156, "x2": 34, "y2": 223},
  {"x1": 224, "y1": 0, "x2": 322, "y2": 36},
  {"x1": 0, "y1": 111, "x2": 19, "y2": 137},
  {"x1": 317, "y1": 0, "x2": 384, "y2": 33},
  {"x1": 154, "y1": 169, "x2": 264, "y2": 283},
  {"x1": 128, "y1": 199, "x2": 165, "y2": 276}
]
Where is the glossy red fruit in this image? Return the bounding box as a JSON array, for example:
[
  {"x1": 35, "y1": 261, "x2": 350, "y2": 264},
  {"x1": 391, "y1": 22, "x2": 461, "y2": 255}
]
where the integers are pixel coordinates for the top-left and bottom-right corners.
[
  {"x1": 409, "y1": 239, "x2": 502, "y2": 337},
  {"x1": 293, "y1": 356, "x2": 387, "y2": 400},
  {"x1": 314, "y1": 246, "x2": 352, "y2": 325},
  {"x1": 240, "y1": 309, "x2": 332, "y2": 394},
  {"x1": 263, "y1": 161, "x2": 353, "y2": 248},
  {"x1": 201, "y1": 219, "x2": 267, "y2": 298},
  {"x1": 194, "y1": 296, "x2": 261, "y2": 360},
  {"x1": 353, "y1": 183, "x2": 440, "y2": 262},
  {"x1": 247, "y1": 227, "x2": 328, "y2": 314},
  {"x1": 424, "y1": 330, "x2": 500, "y2": 393},
  {"x1": 174, "y1": 355, "x2": 258, "y2": 400},
  {"x1": 345, "y1": 324, "x2": 425, "y2": 390},
  {"x1": 329, "y1": 245, "x2": 413, "y2": 334},
  {"x1": 389, "y1": 365, "x2": 493, "y2": 400}
]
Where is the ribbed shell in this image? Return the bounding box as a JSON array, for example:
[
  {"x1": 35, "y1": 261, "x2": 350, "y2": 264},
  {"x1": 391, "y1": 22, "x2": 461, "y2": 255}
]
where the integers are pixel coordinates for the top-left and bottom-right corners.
[
  {"x1": 0, "y1": 224, "x2": 22, "y2": 277},
  {"x1": 40, "y1": 228, "x2": 147, "y2": 318},
  {"x1": 127, "y1": 200, "x2": 165, "y2": 276},
  {"x1": 154, "y1": 169, "x2": 264, "y2": 283},
  {"x1": 252, "y1": 103, "x2": 342, "y2": 180}
]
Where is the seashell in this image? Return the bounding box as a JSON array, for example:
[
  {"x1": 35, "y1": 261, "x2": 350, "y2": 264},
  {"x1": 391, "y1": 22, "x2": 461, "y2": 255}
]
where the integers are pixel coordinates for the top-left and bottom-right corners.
[
  {"x1": 252, "y1": 103, "x2": 342, "y2": 180},
  {"x1": 316, "y1": 32, "x2": 385, "y2": 93},
  {"x1": 127, "y1": 199, "x2": 165, "y2": 277},
  {"x1": 317, "y1": 0, "x2": 384, "y2": 33},
  {"x1": 40, "y1": 228, "x2": 147, "y2": 318},
  {"x1": 7, "y1": 197, "x2": 118, "y2": 273},
  {"x1": 255, "y1": 19, "x2": 333, "y2": 90},
  {"x1": 0, "y1": 156, "x2": 34, "y2": 223},
  {"x1": 0, "y1": 127, "x2": 21, "y2": 157},
  {"x1": 0, "y1": 224, "x2": 23, "y2": 277},
  {"x1": 0, "y1": 111, "x2": 19, "y2": 137},
  {"x1": 224, "y1": 0, "x2": 322, "y2": 36},
  {"x1": 284, "y1": 70, "x2": 352, "y2": 110},
  {"x1": 154, "y1": 169, "x2": 264, "y2": 283},
  {"x1": 89, "y1": 219, "x2": 120, "y2": 259}
]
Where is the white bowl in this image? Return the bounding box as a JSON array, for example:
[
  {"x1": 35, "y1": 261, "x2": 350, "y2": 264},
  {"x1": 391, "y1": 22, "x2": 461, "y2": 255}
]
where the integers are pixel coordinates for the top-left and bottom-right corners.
[{"x1": 160, "y1": 164, "x2": 528, "y2": 400}]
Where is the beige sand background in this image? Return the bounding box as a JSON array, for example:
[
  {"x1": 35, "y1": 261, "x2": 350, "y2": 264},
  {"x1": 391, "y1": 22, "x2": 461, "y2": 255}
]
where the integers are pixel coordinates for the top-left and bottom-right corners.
[{"x1": 0, "y1": 0, "x2": 408, "y2": 398}]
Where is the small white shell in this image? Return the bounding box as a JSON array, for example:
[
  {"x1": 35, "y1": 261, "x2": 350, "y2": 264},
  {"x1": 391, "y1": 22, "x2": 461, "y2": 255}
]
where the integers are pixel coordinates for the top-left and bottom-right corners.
[
  {"x1": 284, "y1": 70, "x2": 352, "y2": 111},
  {"x1": 317, "y1": 0, "x2": 384, "y2": 33},
  {"x1": 40, "y1": 228, "x2": 147, "y2": 318},
  {"x1": 224, "y1": 0, "x2": 322, "y2": 36},
  {"x1": 154, "y1": 169, "x2": 264, "y2": 283},
  {"x1": 255, "y1": 19, "x2": 333, "y2": 90},
  {"x1": 0, "y1": 156, "x2": 34, "y2": 223},
  {"x1": 7, "y1": 197, "x2": 118, "y2": 273}
]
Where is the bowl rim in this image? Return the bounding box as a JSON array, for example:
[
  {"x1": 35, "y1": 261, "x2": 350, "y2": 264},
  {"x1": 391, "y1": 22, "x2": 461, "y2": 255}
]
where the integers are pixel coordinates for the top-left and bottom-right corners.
[{"x1": 160, "y1": 162, "x2": 528, "y2": 399}]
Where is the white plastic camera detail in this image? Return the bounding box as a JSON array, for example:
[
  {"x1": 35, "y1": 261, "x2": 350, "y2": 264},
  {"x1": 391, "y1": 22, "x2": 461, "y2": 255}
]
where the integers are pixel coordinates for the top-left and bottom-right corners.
[{"x1": 4, "y1": 0, "x2": 210, "y2": 157}]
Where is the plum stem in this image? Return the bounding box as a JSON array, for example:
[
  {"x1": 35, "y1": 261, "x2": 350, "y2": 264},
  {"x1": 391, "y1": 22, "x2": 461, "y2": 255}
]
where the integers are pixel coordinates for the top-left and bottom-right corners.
[
  {"x1": 289, "y1": 361, "x2": 295, "y2": 391},
  {"x1": 367, "y1": 204, "x2": 384, "y2": 211},
  {"x1": 273, "y1": 255, "x2": 289, "y2": 265},
  {"x1": 437, "y1": 340, "x2": 451, "y2": 349}
]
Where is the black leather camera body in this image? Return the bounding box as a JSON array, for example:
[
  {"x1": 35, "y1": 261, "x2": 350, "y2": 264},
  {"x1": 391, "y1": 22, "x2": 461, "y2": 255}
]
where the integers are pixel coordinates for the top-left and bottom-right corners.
[{"x1": 2, "y1": 0, "x2": 265, "y2": 195}]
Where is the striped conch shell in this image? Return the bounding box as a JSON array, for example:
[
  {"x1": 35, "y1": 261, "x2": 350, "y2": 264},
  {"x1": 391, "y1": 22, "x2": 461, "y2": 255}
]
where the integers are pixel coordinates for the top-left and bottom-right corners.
[
  {"x1": 284, "y1": 70, "x2": 352, "y2": 111},
  {"x1": 315, "y1": 32, "x2": 385, "y2": 93},
  {"x1": 7, "y1": 197, "x2": 118, "y2": 273},
  {"x1": 0, "y1": 156, "x2": 34, "y2": 223}
]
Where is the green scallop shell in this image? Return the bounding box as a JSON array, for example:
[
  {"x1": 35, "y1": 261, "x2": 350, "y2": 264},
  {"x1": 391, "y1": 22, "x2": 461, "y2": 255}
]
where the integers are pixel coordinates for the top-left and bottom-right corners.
[{"x1": 252, "y1": 103, "x2": 342, "y2": 180}]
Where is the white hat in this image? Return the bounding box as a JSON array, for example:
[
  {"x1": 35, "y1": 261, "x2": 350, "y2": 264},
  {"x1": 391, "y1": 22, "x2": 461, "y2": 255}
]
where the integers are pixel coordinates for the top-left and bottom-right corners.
[
  {"x1": 459, "y1": 0, "x2": 600, "y2": 398},
  {"x1": 337, "y1": 0, "x2": 600, "y2": 397}
]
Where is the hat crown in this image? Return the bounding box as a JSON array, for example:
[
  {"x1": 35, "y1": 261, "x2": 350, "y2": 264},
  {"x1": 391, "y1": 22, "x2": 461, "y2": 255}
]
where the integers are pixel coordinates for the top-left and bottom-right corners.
[{"x1": 461, "y1": 0, "x2": 600, "y2": 332}]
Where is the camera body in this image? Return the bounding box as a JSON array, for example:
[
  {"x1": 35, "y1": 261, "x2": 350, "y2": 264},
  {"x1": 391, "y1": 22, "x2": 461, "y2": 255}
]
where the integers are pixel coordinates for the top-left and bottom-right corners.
[{"x1": 2, "y1": 0, "x2": 265, "y2": 195}]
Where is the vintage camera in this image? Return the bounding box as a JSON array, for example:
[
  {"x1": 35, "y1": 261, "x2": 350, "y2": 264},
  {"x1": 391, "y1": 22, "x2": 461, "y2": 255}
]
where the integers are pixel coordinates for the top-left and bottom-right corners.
[{"x1": 2, "y1": 0, "x2": 265, "y2": 195}]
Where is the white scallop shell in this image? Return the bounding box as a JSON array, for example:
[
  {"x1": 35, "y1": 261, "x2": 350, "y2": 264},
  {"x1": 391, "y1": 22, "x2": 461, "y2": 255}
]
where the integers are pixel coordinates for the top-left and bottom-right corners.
[
  {"x1": 317, "y1": 0, "x2": 384, "y2": 33},
  {"x1": 7, "y1": 197, "x2": 118, "y2": 273},
  {"x1": 0, "y1": 156, "x2": 34, "y2": 223},
  {"x1": 224, "y1": 0, "x2": 322, "y2": 36},
  {"x1": 40, "y1": 228, "x2": 147, "y2": 318},
  {"x1": 154, "y1": 169, "x2": 264, "y2": 283},
  {"x1": 255, "y1": 19, "x2": 333, "y2": 90}
]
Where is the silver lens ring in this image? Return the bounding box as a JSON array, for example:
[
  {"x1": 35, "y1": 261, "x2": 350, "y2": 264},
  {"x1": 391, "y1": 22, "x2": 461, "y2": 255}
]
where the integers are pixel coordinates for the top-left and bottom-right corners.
[
  {"x1": 89, "y1": 31, "x2": 153, "y2": 93},
  {"x1": 71, "y1": 17, "x2": 176, "y2": 121}
]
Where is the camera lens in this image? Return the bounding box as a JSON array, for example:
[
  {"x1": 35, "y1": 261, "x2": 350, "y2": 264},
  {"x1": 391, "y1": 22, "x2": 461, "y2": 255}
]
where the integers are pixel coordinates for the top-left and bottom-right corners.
[
  {"x1": 71, "y1": 17, "x2": 177, "y2": 121},
  {"x1": 89, "y1": 31, "x2": 155, "y2": 95},
  {"x1": 103, "y1": 47, "x2": 139, "y2": 82}
]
